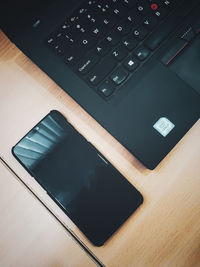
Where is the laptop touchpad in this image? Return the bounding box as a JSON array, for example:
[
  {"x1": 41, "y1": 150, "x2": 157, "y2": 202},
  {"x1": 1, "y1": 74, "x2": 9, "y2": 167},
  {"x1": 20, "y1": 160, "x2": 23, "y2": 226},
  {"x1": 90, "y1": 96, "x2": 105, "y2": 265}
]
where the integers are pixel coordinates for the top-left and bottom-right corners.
[{"x1": 169, "y1": 35, "x2": 200, "y2": 94}]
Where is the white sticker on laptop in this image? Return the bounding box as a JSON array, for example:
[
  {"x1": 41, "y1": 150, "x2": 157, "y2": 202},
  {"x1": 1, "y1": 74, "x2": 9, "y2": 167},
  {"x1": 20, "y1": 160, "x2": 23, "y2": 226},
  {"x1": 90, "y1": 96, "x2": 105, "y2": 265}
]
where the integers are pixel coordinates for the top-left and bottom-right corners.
[{"x1": 153, "y1": 117, "x2": 175, "y2": 137}]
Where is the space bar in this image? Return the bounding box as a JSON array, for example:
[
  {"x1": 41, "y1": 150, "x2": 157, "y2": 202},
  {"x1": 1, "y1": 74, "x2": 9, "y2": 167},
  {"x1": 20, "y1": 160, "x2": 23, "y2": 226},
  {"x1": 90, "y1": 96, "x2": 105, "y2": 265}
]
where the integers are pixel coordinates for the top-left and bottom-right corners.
[{"x1": 145, "y1": 16, "x2": 179, "y2": 51}]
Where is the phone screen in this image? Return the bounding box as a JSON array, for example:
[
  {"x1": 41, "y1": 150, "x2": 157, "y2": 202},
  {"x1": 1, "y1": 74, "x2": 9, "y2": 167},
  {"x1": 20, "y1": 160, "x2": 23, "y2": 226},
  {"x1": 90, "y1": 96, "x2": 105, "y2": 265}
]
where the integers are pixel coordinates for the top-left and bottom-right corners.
[{"x1": 12, "y1": 110, "x2": 143, "y2": 246}]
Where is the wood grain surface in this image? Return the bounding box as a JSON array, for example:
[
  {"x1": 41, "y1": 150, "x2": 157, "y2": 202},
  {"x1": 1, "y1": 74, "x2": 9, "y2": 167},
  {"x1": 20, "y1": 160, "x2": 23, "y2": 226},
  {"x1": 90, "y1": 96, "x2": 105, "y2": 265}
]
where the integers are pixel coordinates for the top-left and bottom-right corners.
[
  {"x1": 0, "y1": 30, "x2": 200, "y2": 266},
  {"x1": 0, "y1": 160, "x2": 97, "y2": 267}
]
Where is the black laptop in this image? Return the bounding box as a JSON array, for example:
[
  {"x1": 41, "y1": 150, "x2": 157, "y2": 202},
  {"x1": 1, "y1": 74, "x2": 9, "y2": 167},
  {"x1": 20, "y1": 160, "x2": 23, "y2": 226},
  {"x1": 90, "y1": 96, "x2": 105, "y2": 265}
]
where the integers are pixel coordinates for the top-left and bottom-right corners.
[{"x1": 1, "y1": 0, "x2": 200, "y2": 169}]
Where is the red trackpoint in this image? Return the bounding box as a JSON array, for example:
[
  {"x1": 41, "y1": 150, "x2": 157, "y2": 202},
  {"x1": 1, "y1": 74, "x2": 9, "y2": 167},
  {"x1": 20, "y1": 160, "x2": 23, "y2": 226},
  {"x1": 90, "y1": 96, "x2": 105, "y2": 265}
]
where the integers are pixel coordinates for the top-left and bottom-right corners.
[{"x1": 151, "y1": 3, "x2": 158, "y2": 10}]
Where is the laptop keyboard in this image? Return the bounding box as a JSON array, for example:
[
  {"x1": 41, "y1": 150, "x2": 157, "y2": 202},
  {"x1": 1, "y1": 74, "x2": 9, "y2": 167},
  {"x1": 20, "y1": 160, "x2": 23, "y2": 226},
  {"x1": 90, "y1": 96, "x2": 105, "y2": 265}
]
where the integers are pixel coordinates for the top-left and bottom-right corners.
[{"x1": 46, "y1": 0, "x2": 175, "y2": 99}]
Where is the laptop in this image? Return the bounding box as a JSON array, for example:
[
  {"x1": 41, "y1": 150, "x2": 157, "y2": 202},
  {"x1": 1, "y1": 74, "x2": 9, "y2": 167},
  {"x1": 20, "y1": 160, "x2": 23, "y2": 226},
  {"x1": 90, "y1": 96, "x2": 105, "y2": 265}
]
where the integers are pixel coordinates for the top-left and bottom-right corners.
[{"x1": 1, "y1": 0, "x2": 200, "y2": 169}]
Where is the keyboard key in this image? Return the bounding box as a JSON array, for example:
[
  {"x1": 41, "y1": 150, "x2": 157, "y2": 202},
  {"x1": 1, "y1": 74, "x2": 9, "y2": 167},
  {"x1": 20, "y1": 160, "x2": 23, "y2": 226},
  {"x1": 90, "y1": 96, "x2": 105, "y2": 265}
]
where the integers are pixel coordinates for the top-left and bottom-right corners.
[
  {"x1": 122, "y1": 35, "x2": 139, "y2": 51},
  {"x1": 154, "y1": 6, "x2": 169, "y2": 20},
  {"x1": 73, "y1": 21, "x2": 87, "y2": 35},
  {"x1": 145, "y1": 16, "x2": 177, "y2": 50},
  {"x1": 64, "y1": 45, "x2": 85, "y2": 65},
  {"x1": 94, "y1": 40, "x2": 111, "y2": 56},
  {"x1": 51, "y1": 31, "x2": 65, "y2": 43},
  {"x1": 78, "y1": 33, "x2": 98, "y2": 50},
  {"x1": 162, "y1": 0, "x2": 173, "y2": 8},
  {"x1": 53, "y1": 43, "x2": 66, "y2": 56},
  {"x1": 75, "y1": 52, "x2": 100, "y2": 74},
  {"x1": 84, "y1": 0, "x2": 100, "y2": 12},
  {"x1": 111, "y1": 45, "x2": 128, "y2": 61},
  {"x1": 60, "y1": 21, "x2": 73, "y2": 31},
  {"x1": 110, "y1": 0, "x2": 120, "y2": 4},
  {"x1": 69, "y1": 11, "x2": 81, "y2": 24},
  {"x1": 143, "y1": 15, "x2": 158, "y2": 30},
  {"x1": 101, "y1": 15, "x2": 118, "y2": 28},
  {"x1": 133, "y1": 46, "x2": 150, "y2": 61},
  {"x1": 46, "y1": 37, "x2": 55, "y2": 47},
  {"x1": 115, "y1": 20, "x2": 132, "y2": 36},
  {"x1": 98, "y1": 80, "x2": 116, "y2": 97},
  {"x1": 133, "y1": 26, "x2": 149, "y2": 40},
  {"x1": 89, "y1": 24, "x2": 108, "y2": 39},
  {"x1": 122, "y1": 0, "x2": 136, "y2": 9},
  {"x1": 105, "y1": 32, "x2": 121, "y2": 46},
  {"x1": 123, "y1": 56, "x2": 139, "y2": 71},
  {"x1": 110, "y1": 66, "x2": 129, "y2": 85},
  {"x1": 98, "y1": 0, "x2": 111, "y2": 11},
  {"x1": 136, "y1": 0, "x2": 151, "y2": 16},
  {"x1": 110, "y1": 4, "x2": 129, "y2": 18},
  {"x1": 127, "y1": 12, "x2": 142, "y2": 27},
  {"x1": 76, "y1": 6, "x2": 88, "y2": 16},
  {"x1": 87, "y1": 56, "x2": 117, "y2": 85},
  {"x1": 82, "y1": 10, "x2": 99, "y2": 25},
  {"x1": 64, "y1": 25, "x2": 82, "y2": 43}
]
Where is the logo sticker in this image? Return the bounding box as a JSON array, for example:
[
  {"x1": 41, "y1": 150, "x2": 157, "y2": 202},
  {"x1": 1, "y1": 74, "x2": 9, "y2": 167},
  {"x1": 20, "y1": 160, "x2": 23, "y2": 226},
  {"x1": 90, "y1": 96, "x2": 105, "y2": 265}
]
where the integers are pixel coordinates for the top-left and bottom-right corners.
[{"x1": 153, "y1": 117, "x2": 175, "y2": 137}]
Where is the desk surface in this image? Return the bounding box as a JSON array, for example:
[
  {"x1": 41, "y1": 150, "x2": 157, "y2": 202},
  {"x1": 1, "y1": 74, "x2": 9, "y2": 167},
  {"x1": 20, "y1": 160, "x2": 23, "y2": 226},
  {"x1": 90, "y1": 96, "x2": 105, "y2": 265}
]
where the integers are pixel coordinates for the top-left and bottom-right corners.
[
  {"x1": 0, "y1": 30, "x2": 200, "y2": 266},
  {"x1": 0, "y1": 160, "x2": 96, "y2": 267}
]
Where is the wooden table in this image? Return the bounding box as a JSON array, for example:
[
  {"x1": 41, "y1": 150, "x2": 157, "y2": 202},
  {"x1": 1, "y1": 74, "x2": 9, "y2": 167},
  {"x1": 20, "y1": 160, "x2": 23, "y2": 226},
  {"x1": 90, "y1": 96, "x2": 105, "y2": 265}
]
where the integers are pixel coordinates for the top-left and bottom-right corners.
[
  {"x1": 0, "y1": 160, "x2": 96, "y2": 267},
  {"x1": 0, "y1": 30, "x2": 200, "y2": 266}
]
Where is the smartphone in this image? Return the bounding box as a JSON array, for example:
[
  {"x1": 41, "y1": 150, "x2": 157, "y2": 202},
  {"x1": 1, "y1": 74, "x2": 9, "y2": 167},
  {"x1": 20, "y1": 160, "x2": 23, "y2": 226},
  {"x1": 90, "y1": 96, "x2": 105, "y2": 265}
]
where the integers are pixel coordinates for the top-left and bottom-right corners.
[{"x1": 12, "y1": 110, "x2": 143, "y2": 246}]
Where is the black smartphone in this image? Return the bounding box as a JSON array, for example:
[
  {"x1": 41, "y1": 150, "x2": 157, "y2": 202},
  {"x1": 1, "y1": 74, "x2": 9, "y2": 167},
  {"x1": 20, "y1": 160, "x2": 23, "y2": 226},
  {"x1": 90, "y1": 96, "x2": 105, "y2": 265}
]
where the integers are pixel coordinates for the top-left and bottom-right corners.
[{"x1": 12, "y1": 110, "x2": 143, "y2": 246}]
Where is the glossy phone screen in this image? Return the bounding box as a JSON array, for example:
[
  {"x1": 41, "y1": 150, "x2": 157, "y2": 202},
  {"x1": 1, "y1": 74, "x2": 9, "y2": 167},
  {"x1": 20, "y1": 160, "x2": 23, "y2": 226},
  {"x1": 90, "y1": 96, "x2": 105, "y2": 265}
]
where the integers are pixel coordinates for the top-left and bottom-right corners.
[{"x1": 12, "y1": 110, "x2": 143, "y2": 246}]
